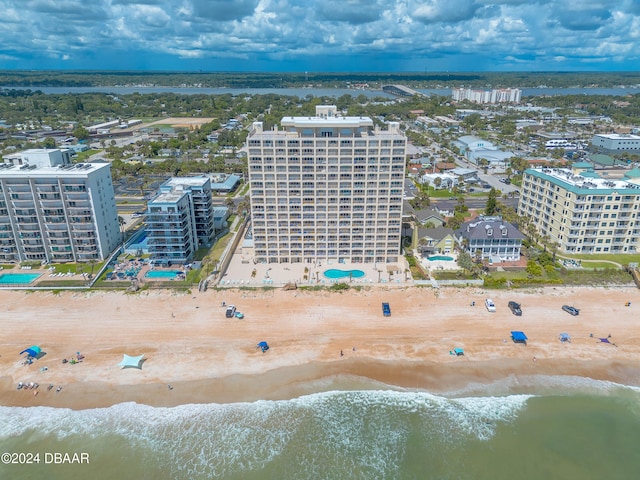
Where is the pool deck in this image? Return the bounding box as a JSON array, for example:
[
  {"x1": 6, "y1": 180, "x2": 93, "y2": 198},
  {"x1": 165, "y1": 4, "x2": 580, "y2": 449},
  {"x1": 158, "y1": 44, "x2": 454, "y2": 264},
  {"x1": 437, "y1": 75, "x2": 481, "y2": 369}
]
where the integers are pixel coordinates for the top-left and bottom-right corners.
[
  {"x1": 419, "y1": 254, "x2": 460, "y2": 273},
  {"x1": 218, "y1": 249, "x2": 412, "y2": 288}
]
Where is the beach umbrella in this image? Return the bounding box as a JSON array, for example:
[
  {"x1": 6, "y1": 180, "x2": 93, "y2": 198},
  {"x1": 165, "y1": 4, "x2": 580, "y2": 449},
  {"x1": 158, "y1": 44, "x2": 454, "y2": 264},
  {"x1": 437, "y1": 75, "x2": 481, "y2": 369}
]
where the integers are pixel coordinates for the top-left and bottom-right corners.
[{"x1": 20, "y1": 345, "x2": 41, "y2": 357}]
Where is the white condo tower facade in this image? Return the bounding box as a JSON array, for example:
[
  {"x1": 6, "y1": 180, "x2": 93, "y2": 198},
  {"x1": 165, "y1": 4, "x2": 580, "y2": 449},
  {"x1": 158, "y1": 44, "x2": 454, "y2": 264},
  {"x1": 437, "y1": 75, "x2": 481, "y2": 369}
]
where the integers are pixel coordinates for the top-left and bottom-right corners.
[{"x1": 246, "y1": 105, "x2": 406, "y2": 264}]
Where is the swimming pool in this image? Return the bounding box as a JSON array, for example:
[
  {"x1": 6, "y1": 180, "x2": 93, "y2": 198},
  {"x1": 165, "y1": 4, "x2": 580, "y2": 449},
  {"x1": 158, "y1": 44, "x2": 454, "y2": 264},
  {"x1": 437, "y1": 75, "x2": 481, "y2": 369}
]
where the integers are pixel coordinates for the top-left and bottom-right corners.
[
  {"x1": 0, "y1": 272, "x2": 41, "y2": 285},
  {"x1": 427, "y1": 255, "x2": 455, "y2": 261},
  {"x1": 145, "y1": 270, "x2": 184, "y2": 279},
  {"x1": 323, "y1": 269, "x2": 365, "y2": 279}
]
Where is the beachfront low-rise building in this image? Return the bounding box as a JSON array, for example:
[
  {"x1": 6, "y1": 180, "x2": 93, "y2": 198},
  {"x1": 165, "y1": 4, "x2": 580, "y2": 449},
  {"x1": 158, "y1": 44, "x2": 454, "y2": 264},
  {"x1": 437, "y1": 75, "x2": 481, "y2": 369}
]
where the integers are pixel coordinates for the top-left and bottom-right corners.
[
  {"x1": 246, "y1": 105, "x2": 405, "y2": 264},
  {"x1": 145, "y1": 176, "x2": 214, "y2": 266},
  {"x1": 518, "y1": 167, "x2": 640, "y2": 254},
  {"x1": 0, "y1": 154, "x2": 120, "y2": 263},
  {"x1": 417, "y1": 226, "x2": 456, "y2": 256},
  {"x1": 455, "y1": 216, "x2": 524, "y2": 262}
]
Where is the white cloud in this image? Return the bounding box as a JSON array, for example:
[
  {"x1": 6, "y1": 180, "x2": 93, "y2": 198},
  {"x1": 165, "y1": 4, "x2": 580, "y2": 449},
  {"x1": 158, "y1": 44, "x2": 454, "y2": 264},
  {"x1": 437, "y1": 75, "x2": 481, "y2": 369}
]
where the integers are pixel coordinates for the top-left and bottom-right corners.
[{"x1": 0, "y1": 0, "x2": 636, "y2": 70}]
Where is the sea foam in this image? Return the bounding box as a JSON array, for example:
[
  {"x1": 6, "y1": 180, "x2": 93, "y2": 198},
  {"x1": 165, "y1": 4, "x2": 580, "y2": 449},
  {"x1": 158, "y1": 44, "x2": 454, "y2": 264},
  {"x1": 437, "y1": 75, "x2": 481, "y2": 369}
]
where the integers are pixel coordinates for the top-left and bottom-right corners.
[{"x1": 0, "y1": 390, "x2": 543, "y2": 479}]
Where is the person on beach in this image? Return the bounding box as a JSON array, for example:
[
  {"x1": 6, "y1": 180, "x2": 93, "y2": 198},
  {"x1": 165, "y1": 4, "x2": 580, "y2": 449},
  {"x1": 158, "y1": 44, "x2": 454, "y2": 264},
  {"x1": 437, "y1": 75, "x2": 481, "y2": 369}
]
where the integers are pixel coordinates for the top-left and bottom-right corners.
[{"x1": 340, "y1": 350, "x2": 344, "y2": 357}]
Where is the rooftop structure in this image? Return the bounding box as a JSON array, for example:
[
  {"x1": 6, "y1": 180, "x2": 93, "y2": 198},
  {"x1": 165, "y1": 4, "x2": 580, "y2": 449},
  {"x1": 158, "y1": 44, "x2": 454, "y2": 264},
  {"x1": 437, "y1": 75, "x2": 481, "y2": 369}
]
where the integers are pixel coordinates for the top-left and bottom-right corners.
[{"x1": 2, "y1": 148, "x2": 72, "y2": 168}]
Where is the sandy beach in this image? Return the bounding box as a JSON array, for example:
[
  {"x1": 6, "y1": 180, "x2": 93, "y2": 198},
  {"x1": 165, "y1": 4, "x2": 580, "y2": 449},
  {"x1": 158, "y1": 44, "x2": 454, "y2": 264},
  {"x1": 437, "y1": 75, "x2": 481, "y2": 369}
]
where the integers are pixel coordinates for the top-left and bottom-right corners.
[{"x1": 1, "y1": 285, "x2": 639, "y2": 409}]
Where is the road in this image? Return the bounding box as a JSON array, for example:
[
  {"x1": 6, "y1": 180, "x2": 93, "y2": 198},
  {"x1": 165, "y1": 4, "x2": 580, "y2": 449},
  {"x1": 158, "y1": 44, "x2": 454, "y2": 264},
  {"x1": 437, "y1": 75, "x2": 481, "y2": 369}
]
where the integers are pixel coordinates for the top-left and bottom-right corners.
[{"x1": 432, "y1": 196, "x2": 520, "y2": 212}]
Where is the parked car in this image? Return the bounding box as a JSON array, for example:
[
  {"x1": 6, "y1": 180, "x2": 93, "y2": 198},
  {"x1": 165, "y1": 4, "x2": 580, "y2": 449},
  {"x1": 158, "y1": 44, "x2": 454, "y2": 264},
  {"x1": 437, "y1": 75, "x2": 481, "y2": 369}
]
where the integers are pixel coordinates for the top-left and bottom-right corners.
[
  {"x1": 225, "y1": 305, "x2": 237, "y2": 318},
  {"x1": 485, "y1": 298, "x2": 496, "y2": 312},
  {"x1": 382, "y1": 302, "x2": 391, "y2": 317},
  {"x1": 562, "y1": 305, "x2": 580, "y2": 316},
  {"x1": 508, "y1": 301, "x2": 522, "y2": 316}
]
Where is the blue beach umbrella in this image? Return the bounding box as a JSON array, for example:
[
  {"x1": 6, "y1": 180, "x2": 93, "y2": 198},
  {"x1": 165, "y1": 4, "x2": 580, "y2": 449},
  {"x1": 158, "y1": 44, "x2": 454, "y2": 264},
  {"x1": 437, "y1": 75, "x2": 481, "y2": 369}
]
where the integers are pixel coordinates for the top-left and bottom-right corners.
[{"x1": 20, "y1": 345, "x2": 42, "y2": 357}]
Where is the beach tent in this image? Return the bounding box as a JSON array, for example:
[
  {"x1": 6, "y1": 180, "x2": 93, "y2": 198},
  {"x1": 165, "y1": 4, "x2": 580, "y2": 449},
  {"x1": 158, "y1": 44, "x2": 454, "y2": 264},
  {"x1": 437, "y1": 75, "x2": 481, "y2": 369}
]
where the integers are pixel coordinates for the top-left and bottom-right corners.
[
  {"x1": 511, "y1": 331, "x2": 528, "y2": 345},
  {"x1": 118, "y1": 354, "x2": 145, "y2": 369},
  {"x1": 454, "y1": 348, "x2": 464, "y2": 356},
  {"x1": 559, "y1": 333, "x2": 571, "y2": 343},
  {"x1": 596, "y1": 337, "x2": 617, "y2": 346},
  {"x1": 20, "y1": 346, "x2": 41, "y2": 358},
  {"x1": 257, "y1": 341, "x2": 269, "y2": 353}
]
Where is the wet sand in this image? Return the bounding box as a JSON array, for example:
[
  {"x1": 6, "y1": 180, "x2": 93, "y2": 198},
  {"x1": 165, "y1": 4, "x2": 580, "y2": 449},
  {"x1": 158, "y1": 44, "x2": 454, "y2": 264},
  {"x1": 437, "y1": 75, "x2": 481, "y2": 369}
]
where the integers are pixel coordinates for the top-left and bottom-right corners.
[{"x1": 1, "y1": 286, "x2": 639, "y2": 409}]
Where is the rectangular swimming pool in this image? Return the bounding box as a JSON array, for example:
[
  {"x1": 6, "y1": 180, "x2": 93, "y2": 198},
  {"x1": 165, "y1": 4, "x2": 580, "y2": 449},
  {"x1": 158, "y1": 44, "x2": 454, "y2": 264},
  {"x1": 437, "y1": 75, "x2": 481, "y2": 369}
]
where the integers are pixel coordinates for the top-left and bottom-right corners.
[
  {"x1": 0, "y1": 272, "x2": 41, "y2": 285},
  {"x1": 145, "y1": 270, "x2": 183, "y2": 279}
]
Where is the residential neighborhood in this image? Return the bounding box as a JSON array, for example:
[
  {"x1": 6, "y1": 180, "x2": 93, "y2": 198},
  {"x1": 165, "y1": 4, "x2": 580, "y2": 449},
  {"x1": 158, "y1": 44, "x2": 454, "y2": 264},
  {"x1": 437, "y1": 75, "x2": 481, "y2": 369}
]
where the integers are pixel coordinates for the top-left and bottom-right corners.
[{"x1": 0, "y1": 80, "x2": 639, "y2": 290}]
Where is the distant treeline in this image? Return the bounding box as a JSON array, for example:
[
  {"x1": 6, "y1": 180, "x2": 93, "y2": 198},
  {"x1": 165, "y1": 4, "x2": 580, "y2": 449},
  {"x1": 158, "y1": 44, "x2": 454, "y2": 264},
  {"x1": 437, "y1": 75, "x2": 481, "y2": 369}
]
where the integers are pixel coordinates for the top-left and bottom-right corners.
[{"x1": 1, "y1": 71, "x2": 640, "y2": 89}]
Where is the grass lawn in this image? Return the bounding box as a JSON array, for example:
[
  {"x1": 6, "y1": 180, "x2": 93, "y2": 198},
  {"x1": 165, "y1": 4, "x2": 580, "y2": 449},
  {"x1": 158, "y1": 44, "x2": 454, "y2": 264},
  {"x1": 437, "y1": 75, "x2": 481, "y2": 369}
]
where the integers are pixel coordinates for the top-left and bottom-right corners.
[
  {"x1": 579, "y1": 262, "x2": 623, "y2": 270},
  {"x1": 74, "y1": 149, "x2": 101, "y2": 161},
  {"x1": 432, "y1": 270, "x2": 476, "y2": 280},
  {"x1": 558, "y1": 253, "x2": 640, "y2": 265},
  {"x1": 486, "y1": 266, "x2": 634, "y2": 288}
]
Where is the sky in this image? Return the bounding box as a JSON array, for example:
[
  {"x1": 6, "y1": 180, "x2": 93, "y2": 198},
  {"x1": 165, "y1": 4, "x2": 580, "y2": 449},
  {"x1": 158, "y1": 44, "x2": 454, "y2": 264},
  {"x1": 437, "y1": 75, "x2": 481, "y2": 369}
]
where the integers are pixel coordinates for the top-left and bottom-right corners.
[{"x1": 0, "y1": 0, "x2": 639, "y2": 72}]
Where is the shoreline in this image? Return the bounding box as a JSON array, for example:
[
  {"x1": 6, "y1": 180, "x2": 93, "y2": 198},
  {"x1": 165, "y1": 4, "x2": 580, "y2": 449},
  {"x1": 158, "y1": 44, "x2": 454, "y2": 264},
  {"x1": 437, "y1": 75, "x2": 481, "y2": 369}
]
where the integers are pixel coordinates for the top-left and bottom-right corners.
[
  {"x1": 2, "y1": 357, "x2": 640, "y2": 410},
  {"x1": 1, "y1": 286, "x2": 639, "y2": 410}
]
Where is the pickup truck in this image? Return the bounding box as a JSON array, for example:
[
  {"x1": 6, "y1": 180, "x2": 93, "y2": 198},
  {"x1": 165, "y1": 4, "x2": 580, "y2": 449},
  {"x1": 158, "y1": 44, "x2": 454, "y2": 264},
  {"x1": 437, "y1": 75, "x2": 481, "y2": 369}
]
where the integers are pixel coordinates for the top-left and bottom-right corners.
[{"x1": 382, "y1": 302, "x2": 391, "y2": 316}]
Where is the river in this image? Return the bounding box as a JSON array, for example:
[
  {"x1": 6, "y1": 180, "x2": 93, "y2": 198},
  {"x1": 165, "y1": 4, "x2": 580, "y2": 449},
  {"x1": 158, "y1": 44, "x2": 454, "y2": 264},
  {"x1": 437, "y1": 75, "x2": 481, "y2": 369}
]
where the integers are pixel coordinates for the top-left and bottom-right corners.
[{"x1": 1, "y1": 86, "x2": 638, "y2": 98}]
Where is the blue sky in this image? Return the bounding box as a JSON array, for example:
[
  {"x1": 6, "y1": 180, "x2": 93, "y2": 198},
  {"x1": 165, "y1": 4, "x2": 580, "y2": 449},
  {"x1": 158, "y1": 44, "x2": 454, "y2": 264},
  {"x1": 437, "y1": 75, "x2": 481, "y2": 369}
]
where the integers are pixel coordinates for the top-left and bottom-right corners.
[{"x1": 1, "y1": 0, "x2": 639, "y2": 72}]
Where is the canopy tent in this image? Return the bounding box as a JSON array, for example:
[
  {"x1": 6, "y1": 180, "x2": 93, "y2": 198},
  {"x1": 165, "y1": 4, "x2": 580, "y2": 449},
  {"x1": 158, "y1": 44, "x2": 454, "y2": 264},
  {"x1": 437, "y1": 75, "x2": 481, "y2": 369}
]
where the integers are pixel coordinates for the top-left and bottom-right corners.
[
  {"x1": 257, "y1": 341, "x2": 269, "y2": 353},
  {"x1": 454, "y1": 348, "x2": 464, "y2": 356},
  {"x1": 559, "y1": 333, "x2": 571, "y2": 343},
  {"x1": 20, "y1": 345, "x2": 42, "y2": 358},
  {"x1": 511, "y1": 331, "x2": 528, "y2": 344},
  {"x1": 597, "y1": 336, "x2": 617, "y2": 346},
  {"x1": 118, "y1": 354, "x2": 145, "y2": 369}
]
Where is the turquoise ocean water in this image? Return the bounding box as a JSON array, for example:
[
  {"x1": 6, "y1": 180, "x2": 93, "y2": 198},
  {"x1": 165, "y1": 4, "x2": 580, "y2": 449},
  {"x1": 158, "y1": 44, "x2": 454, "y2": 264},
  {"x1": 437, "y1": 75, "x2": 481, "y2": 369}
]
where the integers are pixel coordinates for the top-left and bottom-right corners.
[{"x1": 1, "y1": 376, "x2": 639, "y2": 480}]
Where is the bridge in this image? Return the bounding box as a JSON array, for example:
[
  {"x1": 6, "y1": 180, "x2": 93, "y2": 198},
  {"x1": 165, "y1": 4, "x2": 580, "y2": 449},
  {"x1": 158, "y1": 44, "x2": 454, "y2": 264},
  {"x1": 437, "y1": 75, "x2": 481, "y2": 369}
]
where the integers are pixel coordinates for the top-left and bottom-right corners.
[{"x1": 382, "y1": 85, "x2": 424, "y2": 97}]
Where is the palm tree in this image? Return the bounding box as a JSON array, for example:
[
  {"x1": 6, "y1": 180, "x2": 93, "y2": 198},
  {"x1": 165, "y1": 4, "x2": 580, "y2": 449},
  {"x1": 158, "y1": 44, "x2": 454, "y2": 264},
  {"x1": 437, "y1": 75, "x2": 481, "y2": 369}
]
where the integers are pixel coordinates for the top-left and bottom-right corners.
[
  {"x1": 118, "y1": 216, "x2": 126, "y2": 245},
  {"x1": 225, "y1": 197, "x2": 235, "y2": 215}
]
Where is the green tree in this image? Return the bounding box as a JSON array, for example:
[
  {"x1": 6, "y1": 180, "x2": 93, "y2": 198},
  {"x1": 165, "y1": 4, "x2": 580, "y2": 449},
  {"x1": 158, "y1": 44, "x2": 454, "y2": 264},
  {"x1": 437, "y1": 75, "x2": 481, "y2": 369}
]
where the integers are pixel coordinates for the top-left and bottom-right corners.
[
  {"x1": 457, "y1": 251, "x2": 475, "y2": 272},
  {"x1": 526, "y1": 260, "x2": 543, "y2": 277},
  {"x1": 72, "y1": 126, "x2": 90, "y2": 140},
  {"x1": 485, "y1": 188, "x2": 498, "y2": 216}
]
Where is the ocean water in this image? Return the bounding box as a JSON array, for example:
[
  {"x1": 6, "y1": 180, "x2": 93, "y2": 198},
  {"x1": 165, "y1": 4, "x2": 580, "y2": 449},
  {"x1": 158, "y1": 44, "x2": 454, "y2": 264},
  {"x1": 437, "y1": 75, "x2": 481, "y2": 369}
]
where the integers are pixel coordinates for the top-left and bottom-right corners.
[{"x1": 1, "y1": 378, "x2": 639, "y2": 480}]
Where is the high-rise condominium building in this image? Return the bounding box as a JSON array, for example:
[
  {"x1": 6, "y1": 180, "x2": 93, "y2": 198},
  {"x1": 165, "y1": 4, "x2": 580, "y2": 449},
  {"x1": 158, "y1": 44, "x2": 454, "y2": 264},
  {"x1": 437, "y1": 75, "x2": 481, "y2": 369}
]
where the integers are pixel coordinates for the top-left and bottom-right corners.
[
  {"x1": 518, "y1": 167, "x2": 640, "y2": 254},
  {"x1": 0, "y1": 150, "x2": 120, "y2": 263},
  {"x1": 145, "y1": 176, "x2": 215, "y2": 265},
  {"x1": 451, "y1": 88, "x2": 521, "y2": 104},
  {"x1": 247, "y1": 105, "x2": 406, "y2": 264}
]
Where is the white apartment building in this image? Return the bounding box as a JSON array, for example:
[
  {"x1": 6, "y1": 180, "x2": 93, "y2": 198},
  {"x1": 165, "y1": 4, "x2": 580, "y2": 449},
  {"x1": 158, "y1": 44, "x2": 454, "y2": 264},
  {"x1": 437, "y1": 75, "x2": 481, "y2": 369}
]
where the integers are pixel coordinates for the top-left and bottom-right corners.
[
  {"x1": 591, "y1": 133, "x2": 640, "y2": 152},
  {"x1": 0, "y1": 156, "x2": 120, "y2": 263},
  {"x1": 145, "y1": 176, "x2": 215, "y2": 266},
  {"x1": 451, "y1": 88, "x2": 521, "y2": 104},
  {"x1": 246, "y1": 105, "x2": 405, "y2": 264},
  {"x1": 518, "y1": 168, "x2": 640, "y2": 254}
]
